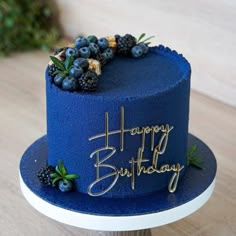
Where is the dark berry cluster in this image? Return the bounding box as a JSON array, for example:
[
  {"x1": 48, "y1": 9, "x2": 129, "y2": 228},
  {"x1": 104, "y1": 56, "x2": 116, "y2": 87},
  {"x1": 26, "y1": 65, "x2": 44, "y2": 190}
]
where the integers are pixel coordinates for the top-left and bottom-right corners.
[
  {"x1": 37, "y1": 161, "x2": 79, "y2": 192},
  {"x1": 37, "y1": 165, "x2": 55, "y2": 186},
  {"x1": 48, "y1": 33, "x2": 153, "y2": 92}
]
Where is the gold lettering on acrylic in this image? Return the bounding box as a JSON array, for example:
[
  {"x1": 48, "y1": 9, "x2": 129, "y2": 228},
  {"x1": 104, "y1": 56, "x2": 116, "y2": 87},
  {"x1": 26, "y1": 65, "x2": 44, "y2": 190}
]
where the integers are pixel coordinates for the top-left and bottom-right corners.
[{"x1": 87, "y1": 107, "x2": 184, "y2": 197}]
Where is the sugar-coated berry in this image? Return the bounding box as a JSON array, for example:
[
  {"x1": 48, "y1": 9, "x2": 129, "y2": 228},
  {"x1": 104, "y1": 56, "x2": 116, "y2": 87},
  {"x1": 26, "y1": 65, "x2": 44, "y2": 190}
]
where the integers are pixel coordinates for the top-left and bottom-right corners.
[
  {"x1": 58, "y1": 180, "x2": 73, "y2": 192},
  {"x1": 139, "y1": 43, "x2": 149, "y2": 54},
  {"x1": 97, "y1": 38, "x2": 108, "y2": 50},
  {"x1": 75, "y1": 37, "x2": 89, "y2": 49},
  {"x1": 103, "y1": 48, "x2": 114, "y2": 60},
  {"x1": 65, "y1": 47, "x2": 77, "y2": 57},
  {"x1": 69, "y1": 66, "x2": 83, "y2": 78},
  {"x1": 54, "y1": 74, "x2": 64, "y2": 86},
  {"x1": 79, "y1": 47, "x2": 91, "y2": 58},
  {"x1": 131, "y1": 45, "x2": 143, "y2": 58},
  {"x1": 62, "y1": 77, "x2": 78, "y2": 91},
  {"x1": 89, "y1": 43, "x2": 100, "y2": 56},
  {"x1": 74, "y1": 58, "x2": 89, "y2": 70},
  {"x1": 87, "y1": 35, "x2": 98, "y2": 43}
]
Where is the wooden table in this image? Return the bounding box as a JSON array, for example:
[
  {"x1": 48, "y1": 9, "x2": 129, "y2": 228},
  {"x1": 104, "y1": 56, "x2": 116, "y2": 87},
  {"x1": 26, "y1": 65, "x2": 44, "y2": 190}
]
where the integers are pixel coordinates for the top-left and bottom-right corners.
[{"x1": 0, "y1": 51, "x2": 235, "y2": 235}]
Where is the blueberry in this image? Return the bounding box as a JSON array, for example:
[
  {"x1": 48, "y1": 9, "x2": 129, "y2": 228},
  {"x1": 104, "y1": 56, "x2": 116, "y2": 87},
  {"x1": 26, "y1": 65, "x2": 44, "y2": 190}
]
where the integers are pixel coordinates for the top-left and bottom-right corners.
[
  {"x1": 69, "y1": 66, "x2": 83, "y2": 78},
  {"x1": 74, "y1": 58, "x2": 89, "y2": 70},
  {"x1": 89, "y1": 43, "x2": 100, "y2": 56},
  {"x1": 65, "y1": 47, "x2": 77, "y2": 57},
  {"x1": 139, "y1": 43, "x2": 149, "y2": 54},
  {"x1": 131, "y1": 45, "x2": 143, "y2": 58},
  {"x1": 87, "y1": 35, "x2": 98, "y2": 43},
  {"x1": 79, "y1": 47, "x2": 91, "y2": 58},
  {"x1": 58, "y1": 180, "x2": 73, "y2": 192},
  {"x1": 103, "y1": 48, "x2": 114, "y2": 60},
  {"x1": 74, "y1": 47, "x2": 79, "y2": 58},
  {"x1": 97, "y1": 38, "x2": 108, "y2": 50},
  {"x1": 54, "y1": 74, "x2": 64, "y2": 86},
  {"x1": 62, "y1": 77, "x2": 78, "y2": 91},
  {"x1": 75, "y1": 37, "x2": 89, "y2": 49}
]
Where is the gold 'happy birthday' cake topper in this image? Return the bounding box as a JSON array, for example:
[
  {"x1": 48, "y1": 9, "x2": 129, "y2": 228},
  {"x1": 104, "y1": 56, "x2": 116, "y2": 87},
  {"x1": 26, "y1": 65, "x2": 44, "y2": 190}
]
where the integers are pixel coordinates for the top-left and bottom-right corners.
[{"x1": 87, "y1": 106, "x2": 184, "y2": 197}]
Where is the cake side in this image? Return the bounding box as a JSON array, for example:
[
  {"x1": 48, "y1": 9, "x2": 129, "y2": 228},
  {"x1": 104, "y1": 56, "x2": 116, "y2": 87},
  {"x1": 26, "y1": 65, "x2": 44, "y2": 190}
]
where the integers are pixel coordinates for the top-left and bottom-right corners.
[{"x1": 46, "y1": 45, "x2": 191, "y2": 198}]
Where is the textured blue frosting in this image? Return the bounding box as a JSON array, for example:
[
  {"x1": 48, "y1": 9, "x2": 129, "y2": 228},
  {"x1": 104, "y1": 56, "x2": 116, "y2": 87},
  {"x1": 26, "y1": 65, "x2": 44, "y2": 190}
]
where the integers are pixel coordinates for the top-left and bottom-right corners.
[{"x1": 46, "y1": 45, "x2": 191, "y2": 198}]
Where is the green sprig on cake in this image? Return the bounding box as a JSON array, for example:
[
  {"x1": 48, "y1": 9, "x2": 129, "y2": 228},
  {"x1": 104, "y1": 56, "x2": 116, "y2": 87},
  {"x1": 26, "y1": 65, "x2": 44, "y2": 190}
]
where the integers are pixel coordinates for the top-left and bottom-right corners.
[
  {"x1": 187, "y1": 145, "x2": 203, "y2": 169},
  {"x1": 37, "y1": 160, "x2": 79, "y2": 192},
  {"x1": 48, "y1": 34, "x2": 153, "y2": 92}
]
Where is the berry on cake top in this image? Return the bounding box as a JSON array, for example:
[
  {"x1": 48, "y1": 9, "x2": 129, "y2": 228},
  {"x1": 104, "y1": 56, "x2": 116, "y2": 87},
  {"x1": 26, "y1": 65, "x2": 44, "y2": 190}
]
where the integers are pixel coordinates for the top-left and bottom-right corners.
[{"x1": 48, "y1": 33, "x2": 153, "y2": 92}]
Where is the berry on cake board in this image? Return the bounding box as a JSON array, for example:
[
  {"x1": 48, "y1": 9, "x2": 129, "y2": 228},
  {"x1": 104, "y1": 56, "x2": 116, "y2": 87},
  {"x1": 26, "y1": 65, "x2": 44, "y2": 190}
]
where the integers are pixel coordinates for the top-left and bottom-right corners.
[
  {"x1": 48, "y1": 33, "x2": 154, "y2": 93},
  {"x1": 37, "y1": 160, "x2": 79, "y2": 192},
  {"x1": 37, "y1": 165, "x2": 55, "y2": 186}
]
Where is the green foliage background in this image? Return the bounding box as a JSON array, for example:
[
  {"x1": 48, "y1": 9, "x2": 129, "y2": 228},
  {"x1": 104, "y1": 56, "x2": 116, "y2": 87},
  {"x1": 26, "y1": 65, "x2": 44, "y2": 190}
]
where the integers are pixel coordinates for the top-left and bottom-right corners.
[{"x1": 0, "y1": 0, "x2": 61, "y2": 56}]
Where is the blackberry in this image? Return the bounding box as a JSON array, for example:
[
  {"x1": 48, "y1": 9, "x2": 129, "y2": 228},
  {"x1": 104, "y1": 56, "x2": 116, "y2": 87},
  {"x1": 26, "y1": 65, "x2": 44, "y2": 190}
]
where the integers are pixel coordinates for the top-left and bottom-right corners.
[
  {"x1": 37, "y1": 165, "x2": 55, "y2": 186},
  {"x1": 48, "y1": 64, "x2": 58, "y2": 78},
  {"x1": 95, "y1": 53, "x2": 108, "y2": 66},
  {"x1": 116, "y1": 34, "x2": 136, "y2": 56},
  {"x1": 78, "y1": 70, "x2": 99, "y2": 91},
  {"x1": 115, "y1": 34, "x2": 121, "y2": 41}
]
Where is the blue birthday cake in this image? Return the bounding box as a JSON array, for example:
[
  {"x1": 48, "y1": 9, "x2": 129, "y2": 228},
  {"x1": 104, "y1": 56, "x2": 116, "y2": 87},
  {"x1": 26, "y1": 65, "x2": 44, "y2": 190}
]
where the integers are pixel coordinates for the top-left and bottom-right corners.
[{"x1": 39, "y1": 34, "x2": 192, "y2": 198}]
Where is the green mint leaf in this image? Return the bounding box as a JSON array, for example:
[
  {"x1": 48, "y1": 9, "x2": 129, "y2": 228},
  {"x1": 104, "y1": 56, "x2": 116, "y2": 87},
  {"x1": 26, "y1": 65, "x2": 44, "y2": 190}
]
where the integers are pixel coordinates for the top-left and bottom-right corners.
[
  {"x1": 58, "y1": 160, "x2": 67, "y2": 176},
  {"x1": 52, "y1": 71, "x2": 60, "y2": 76},
  {"x1": 65, "y1": 174, "x2": 79, "y2": 180},
  {"x1": 52, "y1": 176, "x2": 62, "y2": 186},
  {"x1": 59, "y1": 71, "x2": 68, "y2": 78},
  {"x1": 141, "y1": 36, "x2": 155, "y2": 43},
  {"x1": 50, "y1": 56, "x2": 65, "y2": 71},
  {"x1": 50, "y1": 173, "x2": 59, "y2": 178},
  {"x1": 188, "y1": 144, "x2": 197, "y2": 156},
  {"x1": 191, "y1": 161, "x2": 203, "y2": 169},
  {"x1": 55, "y1": 165, "x2": 63, "y2": 176},
  {"x1": 187, "y1": 144, "x2": 203, "y2": 169},
  {"x1": 65, "y1": 56, "x2": 74, "y2": 70},
  {"x1": 137, "y1": 33, "x2": 146, "y2": 43}
]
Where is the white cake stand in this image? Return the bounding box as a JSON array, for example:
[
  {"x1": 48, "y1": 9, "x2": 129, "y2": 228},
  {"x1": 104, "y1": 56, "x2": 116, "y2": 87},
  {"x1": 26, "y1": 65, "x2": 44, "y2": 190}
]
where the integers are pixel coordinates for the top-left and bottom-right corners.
[{"x1": 20, "y1": 173, "x2": 215, "y2": 236}]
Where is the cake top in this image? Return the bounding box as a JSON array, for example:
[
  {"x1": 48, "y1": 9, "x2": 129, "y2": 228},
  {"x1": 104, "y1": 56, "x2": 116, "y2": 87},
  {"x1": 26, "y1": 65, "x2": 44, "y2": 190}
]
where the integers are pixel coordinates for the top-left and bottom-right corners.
[
  {"x1": 47, "y1": 34, "x2": 191, "y2": 99},
  {"x1": 94, "y1": 46, "x2": 190, "y2": 98}
]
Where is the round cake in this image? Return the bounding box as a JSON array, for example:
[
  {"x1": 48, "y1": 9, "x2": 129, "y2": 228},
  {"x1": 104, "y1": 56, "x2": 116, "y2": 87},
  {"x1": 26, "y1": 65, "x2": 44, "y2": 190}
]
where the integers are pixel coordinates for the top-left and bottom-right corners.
[{"x1": 46, "y1": 45, "x2": 191, "y2": 198}]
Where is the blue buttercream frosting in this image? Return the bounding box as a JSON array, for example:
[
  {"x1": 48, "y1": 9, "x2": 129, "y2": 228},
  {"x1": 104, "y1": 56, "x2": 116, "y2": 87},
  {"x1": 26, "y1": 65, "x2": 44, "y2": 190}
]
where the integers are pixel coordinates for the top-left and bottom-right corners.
[{"x1": 46, "y1": 45, "x2": 191, "y2": 198}]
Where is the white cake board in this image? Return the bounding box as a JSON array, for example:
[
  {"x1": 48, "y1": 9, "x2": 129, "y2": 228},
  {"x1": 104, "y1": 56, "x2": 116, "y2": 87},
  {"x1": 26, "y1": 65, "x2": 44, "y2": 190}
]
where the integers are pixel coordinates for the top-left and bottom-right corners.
[{"x1": 20, "y1": 173, "x2": 215, "y2": 232}]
